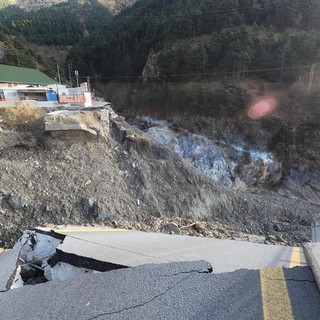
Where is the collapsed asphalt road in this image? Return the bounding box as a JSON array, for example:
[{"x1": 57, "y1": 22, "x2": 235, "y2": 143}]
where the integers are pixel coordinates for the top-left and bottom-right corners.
[
  {"x1": 0, "y1": 228, "x2": 320, "y2": 319},
  {"x1": 51, "y1": 228, "x2": 307, "y2": 272},
  {"x1": 0, "y1": 260, "x2": 319, "y2": 320}
]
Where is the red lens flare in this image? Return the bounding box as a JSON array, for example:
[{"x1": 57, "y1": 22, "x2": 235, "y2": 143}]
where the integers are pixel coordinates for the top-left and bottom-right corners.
[{"x1": 247, "y1": 96, "x2": 278, "y2": 119}]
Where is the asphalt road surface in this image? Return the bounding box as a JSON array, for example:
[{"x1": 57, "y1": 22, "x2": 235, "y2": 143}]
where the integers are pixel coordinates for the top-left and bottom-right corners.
[
  {"x1": 1, "y1": 260, "x2": 320, "y2": 320},
  {"x1": 53, "y1": 228, "x2": 307, "y2": 272},
  {"x1": 0, "y1": 228, "x2": 319, "y2": 320}
]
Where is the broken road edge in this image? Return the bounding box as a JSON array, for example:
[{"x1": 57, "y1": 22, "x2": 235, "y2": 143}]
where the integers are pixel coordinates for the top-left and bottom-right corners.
[{"x1": 303, "y1": 243, "x2": 320, "y2": 292}]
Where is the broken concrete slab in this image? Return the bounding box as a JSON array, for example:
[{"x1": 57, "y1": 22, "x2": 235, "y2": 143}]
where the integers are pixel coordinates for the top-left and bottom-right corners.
[
  {"x1": 44, "y1": 107, "x2": 109, "y2": 141},
  {"x1": 6, "y1": 228, "x2": 128, "y2": 288},
  {"x1": 0, "y1": 249, "x2": 20, "y2": 291},
  {"x1": 10, "y1": 229, "x2": 65, "y2": 287},
  {"x1": 14, "y1": 229, "x2": 64, "y2": 264}
]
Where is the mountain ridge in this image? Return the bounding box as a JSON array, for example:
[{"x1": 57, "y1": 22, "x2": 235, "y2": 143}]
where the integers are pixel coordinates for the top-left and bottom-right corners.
[{"x1": 2, "y1": 0, "x2": 137, "y2": 14}]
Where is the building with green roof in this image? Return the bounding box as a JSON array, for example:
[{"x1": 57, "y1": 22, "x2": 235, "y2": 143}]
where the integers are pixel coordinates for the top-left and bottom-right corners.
[{"x1": 0, "y1": 64, "x2": 56, "y2": 86}]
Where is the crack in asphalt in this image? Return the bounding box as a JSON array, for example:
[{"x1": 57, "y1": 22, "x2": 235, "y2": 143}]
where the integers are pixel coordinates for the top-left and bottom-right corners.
[
  {"x1": 267, "y1": 277, "x2": 316, "y2": 284},
  {"x1": 285, "y1": 278, "x2": 316, "y2": 284},
  {"x1": 86, "y1": 271, "x2": 203, "y2": 319},
  {"x1": 152, "y1": 268, "x2": 212, "y2": 278}
]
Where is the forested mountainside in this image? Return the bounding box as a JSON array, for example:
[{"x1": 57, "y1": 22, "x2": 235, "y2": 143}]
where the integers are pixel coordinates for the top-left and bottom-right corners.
[
  {"x1": 70, "y1": 0, "x2": 320, "y2": 81},
  {"x1": 1, "y1": 0, "x2": 320, "y2": 119},
  {"x1": 66, "y1": 0, "x2": 320, "y2": 122},
  {"x1": 0, "y1": 24, "x2": 37, "y2": 68},
  {"x1": 0, "y1": 0, "x2": 113, "y2": 77},
  {"x1": 0, "y1": 0, "x2": 112, "y2": 46}
]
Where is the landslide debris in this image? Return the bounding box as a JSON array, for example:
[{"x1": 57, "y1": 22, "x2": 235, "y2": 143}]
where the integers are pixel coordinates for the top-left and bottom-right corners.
[{"x1": 0, "y1": 105, "x2": 318, "y2": 248}]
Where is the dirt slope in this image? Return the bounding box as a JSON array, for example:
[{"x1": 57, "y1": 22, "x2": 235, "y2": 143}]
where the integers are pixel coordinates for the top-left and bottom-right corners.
[{"x1": 0, "y1": 109, "x2": 318, "y2": 247}]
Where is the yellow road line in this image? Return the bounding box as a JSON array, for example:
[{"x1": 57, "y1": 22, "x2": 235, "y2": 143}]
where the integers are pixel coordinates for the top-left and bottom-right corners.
[
  {"x1": 53, "y1": 228, "x2": 128, "y2": 233},
  {"x1": 260, "y1": 267, "x2": 294, "y2": 320},
  {"x1": 260, "y1": 247, "x2": 302, "y2": 319},
  {"x1": 289, "y1": 247, "x2": 301, "y2": 268}
]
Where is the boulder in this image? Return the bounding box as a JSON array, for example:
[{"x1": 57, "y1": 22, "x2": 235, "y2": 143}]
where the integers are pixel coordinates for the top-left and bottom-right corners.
[
  {"x1": 162, "y1": 222, "x2": 180, "y2": 235},
  {"x1": 7, "y1": 194, "x2": 26, "y2": 210}
]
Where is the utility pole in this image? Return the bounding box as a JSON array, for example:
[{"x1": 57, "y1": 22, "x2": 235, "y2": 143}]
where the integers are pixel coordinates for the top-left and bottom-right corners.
[
  {"x1": 56, "y1": 63, "x2": 61, "y2": 84},
  {"x1": 75, "y1": 70, "x2": 79, "y2": 87},
  {"x1": 86, "y1": 76, "x2": 90, "y2": 92},
  {"x1": 68, "y1": 61, "x2": 72, "y2": 87},
  {"x1": 308, "y1": 63, "x2": 316, "y2": 93}
]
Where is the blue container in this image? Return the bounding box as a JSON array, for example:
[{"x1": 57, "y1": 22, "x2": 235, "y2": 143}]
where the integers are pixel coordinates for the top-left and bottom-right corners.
[{"x1": 46, "y1": 90, "x2": 58, "y2": 101}]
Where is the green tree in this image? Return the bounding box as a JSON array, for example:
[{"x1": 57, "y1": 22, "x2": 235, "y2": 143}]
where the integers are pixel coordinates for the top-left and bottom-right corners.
[{"x1": 218, "y1": 26, "x2": 257, "y2": 78}]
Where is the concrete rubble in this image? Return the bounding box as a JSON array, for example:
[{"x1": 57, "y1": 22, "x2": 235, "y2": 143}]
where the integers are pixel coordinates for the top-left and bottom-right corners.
[{"x1": 1, "y1": 228, "x2": 127, "y2": 291}]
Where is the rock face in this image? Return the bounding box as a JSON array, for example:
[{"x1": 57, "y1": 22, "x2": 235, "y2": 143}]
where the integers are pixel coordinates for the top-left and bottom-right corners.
[
  {"x1": 138, "y1": 116, "x2": 283, "y2": 189},
  {"x1": 132, "y1": 115, "x2": 320, "y2": 215},
  {"x1": 0, "y1": 106, "x2": 319, "y2": 247},
  {"x1": 282, "y1": 169, "x2": 320, "y2": 205},
  {"x1": 142, "y1": 51, "x2": 161, "y2": 80},
  {"x1": 236, "y1": 159, "x2": 282, "y2": 187}
]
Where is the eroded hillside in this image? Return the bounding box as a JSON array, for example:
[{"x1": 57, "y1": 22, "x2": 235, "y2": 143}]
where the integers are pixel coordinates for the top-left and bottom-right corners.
[{"x1": 0, "y1": 105, "x2": 318, "y2": 248}]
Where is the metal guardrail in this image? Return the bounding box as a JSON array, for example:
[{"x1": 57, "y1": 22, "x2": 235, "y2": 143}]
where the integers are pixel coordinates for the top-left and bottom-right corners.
[{"x1": 312, "y1": 221, "x2": 320, "y2": 242}]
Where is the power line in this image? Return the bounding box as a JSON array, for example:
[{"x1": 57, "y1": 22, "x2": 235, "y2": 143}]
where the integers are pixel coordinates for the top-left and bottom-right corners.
[
  {"x1": 116, "y1": 6, "x2": 280, "y2": 19},
  {"x1": 57, "y1": 64, "x2": 69, "y2": 78},
  {"x1": 79, "y1": 65, "x2": 313, "y2": 81},
  {"x1": 107, "y1": 6, "x2": 282, "y2": 25}
]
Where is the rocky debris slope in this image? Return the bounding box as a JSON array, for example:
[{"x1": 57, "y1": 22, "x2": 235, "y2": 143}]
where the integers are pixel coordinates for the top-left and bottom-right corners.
[
  {"x1": 132, "y1": 115, "x2": 320, "y2": 206},
  {"x1": 0, "y1": 106, "x2": 319, "y2": 247},
  {"x1": 136, "y1": 116, "x2": 283, "y2": 189}
]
